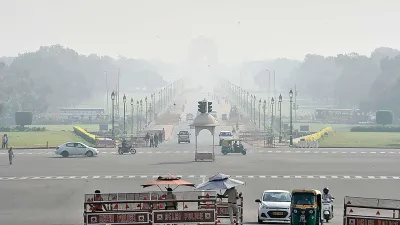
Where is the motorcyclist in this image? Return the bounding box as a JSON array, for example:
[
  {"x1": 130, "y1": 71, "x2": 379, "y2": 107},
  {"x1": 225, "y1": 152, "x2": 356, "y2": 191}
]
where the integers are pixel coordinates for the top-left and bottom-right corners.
[
  {"x1": 122, "y1": 138, "x2": 127, "y2": 148},
  {"x1": 322, "y1": 187, "x2": 334, "y2": 214}
]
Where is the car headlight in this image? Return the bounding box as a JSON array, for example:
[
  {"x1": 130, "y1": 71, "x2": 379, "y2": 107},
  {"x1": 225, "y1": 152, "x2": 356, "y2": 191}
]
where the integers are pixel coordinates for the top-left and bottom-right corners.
[{"x1": 309, "y1": 210, "x2": 314, "y2": 214}]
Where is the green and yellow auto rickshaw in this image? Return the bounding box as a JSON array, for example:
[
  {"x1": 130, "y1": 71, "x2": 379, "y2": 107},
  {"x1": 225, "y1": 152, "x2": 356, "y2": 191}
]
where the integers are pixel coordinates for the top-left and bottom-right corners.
[
  {"x1": 291, "y1": 189, "x2": 323, "y2": 225},
  {"x1": 221, "y1": 139, "x2": 246, "y2": 155}
]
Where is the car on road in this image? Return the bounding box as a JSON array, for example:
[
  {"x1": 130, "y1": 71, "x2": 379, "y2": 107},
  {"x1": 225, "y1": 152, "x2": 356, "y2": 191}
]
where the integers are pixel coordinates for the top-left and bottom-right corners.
[
  {"x1": 178, "y1": 130, "x2": 191, "y2": 143},
  {"x1": 218, "y1": 131, "x2": 233, "y2": 146},
  {"x1": 255, "y1": 190, "x2": 291, "y2": 223},
  {"x1": 55, "y1": 142, "x2": 99, "y2": 158}
]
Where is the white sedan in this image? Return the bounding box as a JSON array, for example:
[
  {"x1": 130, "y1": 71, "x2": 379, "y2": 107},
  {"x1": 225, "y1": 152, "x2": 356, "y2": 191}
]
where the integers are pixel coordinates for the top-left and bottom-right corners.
[
  {"x1": 55, "y1": 142, "x2": 99, "y2": 158},
  {"x1": 255, "y1": 190, "x2": 291, "y2": 223}
]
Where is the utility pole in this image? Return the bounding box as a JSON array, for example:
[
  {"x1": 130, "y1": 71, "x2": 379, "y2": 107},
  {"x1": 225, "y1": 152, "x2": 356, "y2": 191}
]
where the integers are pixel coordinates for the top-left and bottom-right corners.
[
  {"x1": 295, "y1": 84, "x2": 297, "y2": 123},
  {"x1": 117, "y1": 69, "x2": 120, "y2": 117},
  {"x1": 105, "y1": 71, "x2": 108, "y2": 116}
]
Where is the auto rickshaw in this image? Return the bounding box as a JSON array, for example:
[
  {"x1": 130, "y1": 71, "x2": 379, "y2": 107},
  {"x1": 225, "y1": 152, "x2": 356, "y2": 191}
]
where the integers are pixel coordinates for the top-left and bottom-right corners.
[
  {"x1": 221, "y1": 139, "x2": 246, "y2": 155},
  {"x1": 291, "y1": 189, "x2": 323, "y2": 225}
]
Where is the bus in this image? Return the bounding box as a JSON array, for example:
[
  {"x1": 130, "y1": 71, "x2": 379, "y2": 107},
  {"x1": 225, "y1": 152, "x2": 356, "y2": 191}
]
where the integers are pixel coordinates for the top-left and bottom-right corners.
[{"x1": 314, "y1": 108, "x2": 368, "y2": 124}]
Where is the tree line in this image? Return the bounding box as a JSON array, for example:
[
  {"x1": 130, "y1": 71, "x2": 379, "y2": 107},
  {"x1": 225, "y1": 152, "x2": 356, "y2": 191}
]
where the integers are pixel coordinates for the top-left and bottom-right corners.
[
  {"x1": 253, "y1": 47, "x2": 400, "y2": 115},
  {"x1": 0, "y1": 45, "x2": 167, "y2": 121}
]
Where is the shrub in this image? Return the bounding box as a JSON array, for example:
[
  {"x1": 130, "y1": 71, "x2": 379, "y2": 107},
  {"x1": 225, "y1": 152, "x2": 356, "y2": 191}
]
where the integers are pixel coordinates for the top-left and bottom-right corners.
[
  {"x1": 73, "y1": 126, "x2": 96, "y2": 144},
  {"x1": 351, "y1": 126, "x2": 400, "y2": 132},
  {"x1": 15, "y1": 112, "x2": 33, "y2": 126},
  {"x1": 376, "y1": 110, "x2": 394, "y2": 126}
]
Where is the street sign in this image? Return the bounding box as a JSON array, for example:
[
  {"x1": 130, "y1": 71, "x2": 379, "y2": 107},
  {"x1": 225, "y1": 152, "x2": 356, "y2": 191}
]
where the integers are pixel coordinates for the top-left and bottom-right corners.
[
  {"x1": 86, "y1": 212, "x2": 150, "y2": 224},
  {"x1": 153, "y1": 209, "x2": 215, "y2": 224},
  {"x1": 346, "y1": 217, "x2": 400, "y2": 225}
]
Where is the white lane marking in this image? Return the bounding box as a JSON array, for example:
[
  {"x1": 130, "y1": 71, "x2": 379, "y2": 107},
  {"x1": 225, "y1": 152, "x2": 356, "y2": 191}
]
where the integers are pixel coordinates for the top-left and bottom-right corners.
[{"x1": 93, "y1": 176, "x2": 100, "y2": 179}]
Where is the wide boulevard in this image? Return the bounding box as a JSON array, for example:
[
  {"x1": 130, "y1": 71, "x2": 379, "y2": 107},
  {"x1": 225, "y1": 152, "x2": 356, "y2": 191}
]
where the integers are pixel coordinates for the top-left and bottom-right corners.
[{"x1": 0, "y1": 93, "x2": 399, "y2": 225}]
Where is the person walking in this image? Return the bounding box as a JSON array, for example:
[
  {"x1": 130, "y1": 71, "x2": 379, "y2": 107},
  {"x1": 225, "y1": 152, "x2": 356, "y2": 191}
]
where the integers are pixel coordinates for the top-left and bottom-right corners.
[
  {"x1": 145, "y1": 133, "x2": 150, "y2": 147},
  {"x1": 159, "y1": 131, "x2": 163, "y2": 144},
  {"x1": 154, "y1": 133, "x2": 159, "y2": 148},
  {"x1": 149, "y1": 134, "x2": 154, "y2": 148},
  {"x1": 8, "y1": 147, "x2": 14, "y2": 165}
]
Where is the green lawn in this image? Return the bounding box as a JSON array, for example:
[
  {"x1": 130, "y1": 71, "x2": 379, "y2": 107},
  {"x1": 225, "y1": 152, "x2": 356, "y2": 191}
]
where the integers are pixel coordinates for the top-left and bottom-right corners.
[
  {"x1": 293, "y1": 122, "x2": 359, "y2": 132},
  {"x1": 6, "y1": 131, "x2": 88, "y2": 148},
  {"x1": 319, "y1": 132, "x2": 400, "y2": 148},
  {"x1": 28, "y1": 124, "x2": 111, "y2": 132}
]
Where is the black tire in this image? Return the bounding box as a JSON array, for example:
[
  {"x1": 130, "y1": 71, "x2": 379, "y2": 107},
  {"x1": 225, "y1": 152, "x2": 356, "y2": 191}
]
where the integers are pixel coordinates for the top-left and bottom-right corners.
[
  {"x1": 130, "y1": 148, "x2": 136, "y2": 154},
  {"x1": 324, "y1": 215, "x2": 330, "y2": 223},
  {"x1": 242, "y1": 151, "x2": 247, "y2": 155},
  {"x1": 222, "y1": 151, "x2": 228, "y2": 155},
  {"x1": 258, "y1": 217, "x2": 263, "y2": 224},
  {"x1": 178, "y1": 141, "x2": 180, "y2": 144},
  {"x1": 118, "y1": 148, "x2": 123, "y2": 154},
  {"x1": 61, "y1": 151, "x2": 69, "y2": 158},
  {"x1": 219, "y1": 140, "x2": 222, "y2": 146},
  {"x1": 86, "y1": 151, "x2": 94, "y2": 157}
]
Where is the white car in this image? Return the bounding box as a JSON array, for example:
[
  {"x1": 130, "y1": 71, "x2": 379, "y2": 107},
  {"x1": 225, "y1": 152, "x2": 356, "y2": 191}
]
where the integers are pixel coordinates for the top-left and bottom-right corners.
[
  {"x1": 255, "y1": 190, "x2": 291, "y2": 223},
  {"x1": 55, "y1": 142, "x2": 99, "y2": 158},
  {"x1": 218, "y1": 131, "x2": 233, "y2": 146}
]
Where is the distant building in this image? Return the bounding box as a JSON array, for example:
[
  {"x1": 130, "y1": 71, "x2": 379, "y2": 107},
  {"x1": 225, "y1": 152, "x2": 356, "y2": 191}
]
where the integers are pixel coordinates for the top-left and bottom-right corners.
[{"x1": 58, "y1": 108, "x2": 105, "y2": 120}]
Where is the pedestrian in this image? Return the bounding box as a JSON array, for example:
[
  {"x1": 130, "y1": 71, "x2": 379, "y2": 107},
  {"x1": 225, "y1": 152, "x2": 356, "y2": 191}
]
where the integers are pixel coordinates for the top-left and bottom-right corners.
[
  {"x1": 8, "y1": 147, "x2": 14, "y2": 165},
  {"x1": 4, "y1": 134, "x2": 8, "y2": 149},
  {"x1": 159, "y1": 131, "x2": 163, "y2": 144},
  {"x1": 145, "y1": 133, "x2": 150, "y2": 147},
  {"x1": 219, "y1": 187, "x2": 241, "y2": 225},
  {"x1": 2, "y1": 134, "x2": 6, "y2": 149},
  {"x1": 150, "y1": 134, "x2": 154, "y2": 148},
  {"x1": 162, "y1": 128, "x2": 165, "y2": 141},
  {"x1": 154, "y1": 133, "x2": 159, "y2": 148}
]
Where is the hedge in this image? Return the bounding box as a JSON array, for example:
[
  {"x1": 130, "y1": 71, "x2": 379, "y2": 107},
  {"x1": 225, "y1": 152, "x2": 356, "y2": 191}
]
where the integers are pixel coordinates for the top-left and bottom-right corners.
[
  {"x1": 73, "y1": 126, "x2": 96, "y2": 144},
  {"x1": 351, "y1": 126, "x2": 400, "y2": 132}
]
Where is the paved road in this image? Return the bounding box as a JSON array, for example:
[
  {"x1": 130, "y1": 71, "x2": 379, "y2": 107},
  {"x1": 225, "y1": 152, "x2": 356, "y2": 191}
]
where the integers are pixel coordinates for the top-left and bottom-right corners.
[{"x1": 0, "y1": 92, "x2": 399, "y2": 225}]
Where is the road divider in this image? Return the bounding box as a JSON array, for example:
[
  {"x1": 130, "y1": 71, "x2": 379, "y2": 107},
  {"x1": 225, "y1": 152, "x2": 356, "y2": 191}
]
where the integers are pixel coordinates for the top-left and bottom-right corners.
[
  {"x1": 73, "y1": 126, "x2": 96, "y2": 144},
  {"x1": 295, "y1": 127, "x2": 333, "y2": 148}
]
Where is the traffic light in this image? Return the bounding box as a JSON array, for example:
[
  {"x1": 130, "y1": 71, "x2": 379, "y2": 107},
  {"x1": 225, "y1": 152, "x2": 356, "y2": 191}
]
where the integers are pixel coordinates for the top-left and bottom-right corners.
[
  {"x1": 198, "y1": 101, "x2": 206, "y2": 113},
  {"x1": 208, "y1": 102, "x2": 212, "y2": 113}
]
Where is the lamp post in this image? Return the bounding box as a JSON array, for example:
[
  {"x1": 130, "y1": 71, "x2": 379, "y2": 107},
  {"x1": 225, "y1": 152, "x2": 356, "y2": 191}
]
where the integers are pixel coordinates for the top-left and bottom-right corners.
[
  {"x1": 145, "y1": 97, "x2": 148, "y2": 126},
  {"x1": 136, "y1": 100, "x2": 139, "y2": 133},
  {"x1": 263, "y1": 100, "x2": 266, "y2": 131},
  {"x1": 123, "y1": 94, "x2": 126, "y2": 135},
  {"x1": 271, "y1": 97, "x2": 275, "y2": 134},
  {"x1": 289, "y1": 89, "x2": 294, "y2": 146},
  {"x1": 278, "y1": 94, "x2": 282, "y2": 143},
  {"x1": 130, "y1": 98, "x2": 134, "y2": 134},
  {"x1": 253, "y1": 95, "x2": 256, "y2": 125},
  {"x1": 258, "y1": 99, "x2": 261, "y2": 129},
  {"x1": 140, "y1": 99, "x2": 143, "y2": 130},
  {"x1": 111, "y1": 91, "x2": 115, "y2": 139},
  {"x1": 247, "y1": 92, "x2": 249, "y2": 116},
  {"x1": 250, "y1": 94, "x2": 253, "y2": 122},
  {"x1": 149, "y1": 103, "x2": 152, "y2": 123}
]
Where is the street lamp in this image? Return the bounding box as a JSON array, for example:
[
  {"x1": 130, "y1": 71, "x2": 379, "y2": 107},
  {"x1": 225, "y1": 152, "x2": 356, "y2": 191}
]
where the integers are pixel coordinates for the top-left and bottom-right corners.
[
  {"x1": 140, "y1": 99, "x2": 143, "y2": 130},
  {"x1": 253, "y1": 95, "x2": 256, "y2": 125},
  {"x1": 258, "y1": 99, "x2": 261, "y2": 129},
  {"x1": 131, "y1": 98, "x2": 134, "y2": 134},
  {"x1": 111, "y1": 91, "x2": 115, "y2": 139},
  {"x1": 136, "y1": 100, "x2": 139, "y2": 133},
  {"x1": 123, "y1": 94, "x2": 126, "y2": 135},
  {"x1": 145, "y1": 97, "x2": 148, "y2": 126},
  {"x1": 263, "y1": 100, "x2": 266, "y2": 131},
  {"x1": 289, "y1": 89, "x2": 294, "y2": 146},
  {"x1": 278, "y1": 94, "x2": 282, "y2": 143},
  {"x1": 247, "y1": 92, "x2": 249, "y2": 116},
  {"x1": 149, "y1": 103, "x2": 152, "y2": 123},
  {"x1": 271, "y1": 97, "x2": 275, "y2": 134},
  {"x1": 250, "y1": 94, "x2": 253, "y2": 122}
]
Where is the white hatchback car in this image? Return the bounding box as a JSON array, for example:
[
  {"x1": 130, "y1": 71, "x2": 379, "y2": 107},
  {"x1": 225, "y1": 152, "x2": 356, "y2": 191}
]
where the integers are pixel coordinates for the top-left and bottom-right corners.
[
  {"x1": 255, "y1": 190, "x2": 291, "y2": 223},
  {"x1": 55, "y1": 142, "x2": 99, "y2": 158}
]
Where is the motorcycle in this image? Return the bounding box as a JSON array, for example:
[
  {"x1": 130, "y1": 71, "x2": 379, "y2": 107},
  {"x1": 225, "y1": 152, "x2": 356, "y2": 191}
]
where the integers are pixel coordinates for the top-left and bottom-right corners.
[
  {"x1": 118, "y1": 145, "x2": 137, "y2": 155},
  {"x1": 322, "y1": 198, "x2": 334, "y2": 222}
]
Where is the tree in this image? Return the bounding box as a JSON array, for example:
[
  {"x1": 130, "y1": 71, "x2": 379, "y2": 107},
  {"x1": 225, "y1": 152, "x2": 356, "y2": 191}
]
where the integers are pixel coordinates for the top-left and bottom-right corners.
[{"x1": 376, "y1": 110, "x2": 393, "y2": 126}]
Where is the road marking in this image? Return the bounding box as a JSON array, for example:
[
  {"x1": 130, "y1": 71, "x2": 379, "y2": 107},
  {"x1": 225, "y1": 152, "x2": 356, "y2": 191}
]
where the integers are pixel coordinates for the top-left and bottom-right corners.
[
  {"x1": 3, "y1": 150, "x2": 400, "y2": 156},
  {"x1": 9, "y1": 174, "x2": 396, "y2": 181}
]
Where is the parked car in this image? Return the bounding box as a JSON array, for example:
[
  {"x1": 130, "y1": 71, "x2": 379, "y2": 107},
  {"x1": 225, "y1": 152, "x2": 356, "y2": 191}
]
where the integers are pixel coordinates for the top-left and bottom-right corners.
[
  {"x1": 55, "y1": 142, "x2": 99, "y2": 158},
  {"x1": 255, "y1": 190, "x2": 291, "y2": 223}
]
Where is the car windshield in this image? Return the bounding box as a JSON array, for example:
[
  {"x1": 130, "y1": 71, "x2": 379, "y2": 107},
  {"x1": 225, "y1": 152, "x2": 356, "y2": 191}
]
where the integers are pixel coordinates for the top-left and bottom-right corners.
[
  {"x1": 291, "y1": 193, "x2": 316, "y2": 205},
  {"x1": 179, "y1": 131, "x2": 189, "y2": 135},
  {"x1": 220, "y1": 132, "x2": 232, "y2": 136},
  {"x1": 263, "y1": 192, "x2": 291, "y2": 202}
]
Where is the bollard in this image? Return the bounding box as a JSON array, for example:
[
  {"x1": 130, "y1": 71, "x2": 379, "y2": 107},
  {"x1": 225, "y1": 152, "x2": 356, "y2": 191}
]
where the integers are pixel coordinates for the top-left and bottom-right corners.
[{"x1": 46, "y1": 141, "x2": 49, "y2": 149}]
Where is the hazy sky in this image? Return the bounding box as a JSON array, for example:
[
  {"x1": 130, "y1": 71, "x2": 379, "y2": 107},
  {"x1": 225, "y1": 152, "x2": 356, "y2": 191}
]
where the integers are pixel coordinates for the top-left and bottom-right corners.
[{"x1": 1, "y1": 0, "x2": 400, "y2": 63}]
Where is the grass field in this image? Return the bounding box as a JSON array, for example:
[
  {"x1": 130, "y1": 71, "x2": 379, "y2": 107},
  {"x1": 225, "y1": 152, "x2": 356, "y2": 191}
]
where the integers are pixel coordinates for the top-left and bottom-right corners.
[
  {"x1": 27, "y1": 124, "x2": 111, "y2": 132},
  {"x1": 293, "y1": 122, "x2": 359, "y2": 132},
  {"x1": 319, "y1": 132, "x2": 400, "y2": 148},
  {"x1": 6, "y1": 131, "x2": 88, "y2": 148}
]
